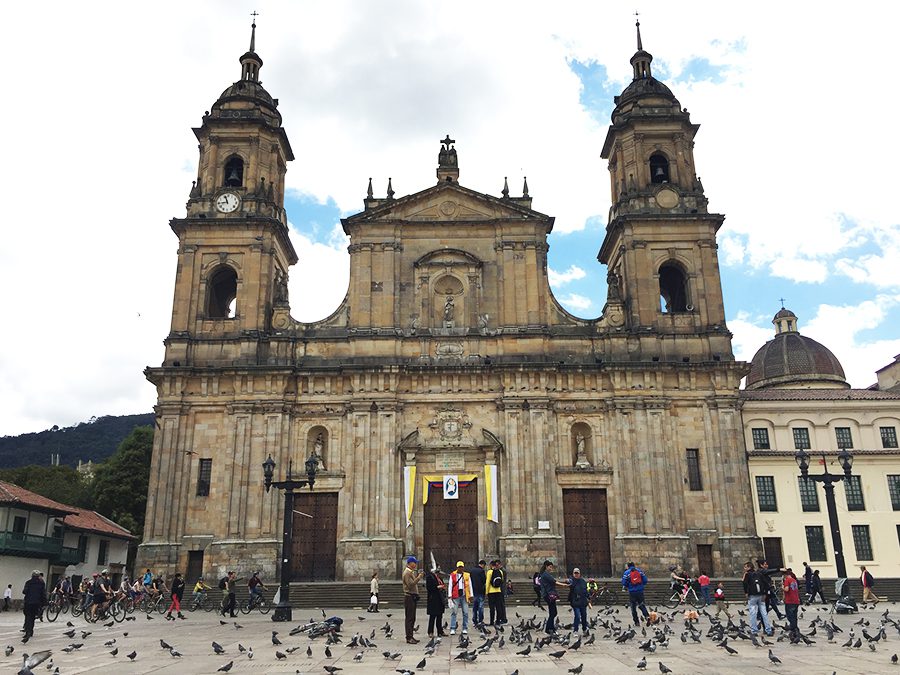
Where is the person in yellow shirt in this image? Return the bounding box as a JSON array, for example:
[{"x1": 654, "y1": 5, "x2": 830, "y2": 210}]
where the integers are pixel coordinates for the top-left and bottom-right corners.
[
  {"x1": 448, "y1": 561, "x2": 473, "y2": 635},
  {"x1": 485, "y1": 559, "x2": 508, "y2": 625},
  {"x1": 191, "y1": 577, "x2": 212, "y2": 608}
]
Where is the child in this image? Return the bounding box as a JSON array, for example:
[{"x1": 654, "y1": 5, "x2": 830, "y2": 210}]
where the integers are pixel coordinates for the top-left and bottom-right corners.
[
  {"x1": 782, "y1": 568, "x2": 800, "y2": 637},
  {"x1": 697, "y1": 572, "x2": 711, "y2": 606},
  {"x1": 714, "y1": 582, "x2": 732, "y2": 619}
]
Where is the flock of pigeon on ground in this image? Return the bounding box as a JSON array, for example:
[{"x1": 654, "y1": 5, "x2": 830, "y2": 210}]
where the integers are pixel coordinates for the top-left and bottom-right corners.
[{"x1": 8, "y1": 602, "x2": 900, "y2": 673}]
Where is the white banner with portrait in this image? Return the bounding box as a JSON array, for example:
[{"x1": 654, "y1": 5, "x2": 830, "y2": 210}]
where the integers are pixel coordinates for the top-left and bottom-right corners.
[{"x1": 442, "y1": 474, "x2": 459, "y2": 500}]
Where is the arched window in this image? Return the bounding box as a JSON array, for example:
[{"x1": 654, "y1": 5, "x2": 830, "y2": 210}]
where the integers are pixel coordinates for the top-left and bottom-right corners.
[
  {"x1": 659, "y1": 262, "x2": 689, "y2": 313},
  {"x1": 206, "y1": 265, "x2": 238, "y2": 318},
  {"x1": 649, "y1": 154, "x2": 670, "y2": 184},
  {"x1": 224, "y1": 155, "x2": 244, "y2": 188}
]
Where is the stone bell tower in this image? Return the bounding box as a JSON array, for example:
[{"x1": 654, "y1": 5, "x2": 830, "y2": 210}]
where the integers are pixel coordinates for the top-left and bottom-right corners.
[
  {"x1": 599, "y1": 20, "x2": 732, "y2": 362},
  {"x1": 163, "y1": 18, "x2": 297, "y2": 368}
]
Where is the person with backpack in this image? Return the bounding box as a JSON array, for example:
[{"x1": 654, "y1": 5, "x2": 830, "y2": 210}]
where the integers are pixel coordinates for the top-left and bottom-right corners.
[
  {"x1": 860, "y1": 566, "x2": 885, "y2": 604},
  {"x1": 531, "y1": 569, "x2": 544, "y2": 609},
  {"x1": 485, "y1": 559, "x2": 507, "y2": 626},
  {"x1": 621, "y1": 561, "x2": 650, "y2": 626},
  {"x1": 742, "y1": 561, "x2": 773, "y2": 637},
  {"x1": 567, "y1": 568, "x2": 590, "y2": 636}
]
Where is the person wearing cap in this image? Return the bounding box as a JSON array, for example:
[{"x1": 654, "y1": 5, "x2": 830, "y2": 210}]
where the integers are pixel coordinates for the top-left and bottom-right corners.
[
  {"x1": 21, "y1": 570, "x2": 46, "y2": 643},
  {"x1": 486, "y1": 559, "x2": 508, "y2": 625},
  {"x1": 402, "y1": 556, "x2": 424, "y2": 644},
  {"x1": 469, "y1": 560, "x2": 487, "y2": 627},
  {"x1": 567, "y1": 567, "x2": 590, "y2": 636},
  {"x1": 448, "y1": 561, "x2": 473, "y2": 635}
]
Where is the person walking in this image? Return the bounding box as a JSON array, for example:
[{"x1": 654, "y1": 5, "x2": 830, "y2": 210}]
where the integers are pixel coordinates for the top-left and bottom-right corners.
[
  {"x1": 402, "y1": 556, "x2": 424, "y2": 644},
  {"x1": 469, "y1": 560, "x2": 487, "y2": 627},
  {"x1": 448, "y1": 561, "x2": 472, "y2": 635},
  {"x1": 486, "y1": 559, "x2": 507, "y2": 626},
  {"x1": 743, "y1": 561, "x2": 773, "y2": 637},
  {"x1": 567, "y1": 568, "x2": 590, "y2": 636},
  {"x1": 697, "y1": 571, "x2": 711, "y2": 606},
  {"x1": 531, "y1": 568, "x2": 545, "y2": 609},
  {"x1": 621, "y1": 561, "x2": 650, "y2": 626},
  {"x1": 538, "y1": 560, "x2": 566, "y2": 635},
  {"x1": 802, "y1": 562, "x2": 813, "y2": 601},
  {"x1": 809, "y1": 569, "x2": 826, "y2": 604},
  {"x1": 860, "y1": 566, "x2": 885, "y2": 604},
  {"x1": 758, "y1": 559, "x2": 785, "y2": 620},
  {"x1": 165, "y1": 572, "x2": 186, "y2": 620},
  {"x1": 368, "y1": 571, "x2": 379, "y2": 613},
  {"x1": 3, "y1": 584, "x2": 11, "y2": 611},
  {"x1": 221, "y1": 571, "x2": 238, "y2": 618},
  {"x1": 425, "y1": 567, "x2": 447, "y2": 638},
  {"x1": 21, "y1": 570, "x2": 45, "y2": 643},
  {"x1": 713, "y1": 582, "x2": 732, "y2": 620},
  {"x1": 782, "y1": 568, "x2": 801, "y2": 638}
]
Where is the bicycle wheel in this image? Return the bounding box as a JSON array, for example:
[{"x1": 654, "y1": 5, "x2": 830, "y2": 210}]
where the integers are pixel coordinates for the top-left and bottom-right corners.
[
  {"x1": 688, "y1": 591, "x2": 704, "y2": 609},
  {"x1": 203, "y1": 596, "x2": 215, "y2": 612},
  {"x1": 258, "y1": 598, "x2": 271, "y2": 615},
  {"x1": 240, "y1": 599, "x2": 252, "y2": 615},
  {"x1": 46, "y1": 600, "x2": 61, "y2": 622},
  {"x1": 111, "y1": 601, "x2": 124, "y2": 623},
  {"x1": 663, "y1": 592, "x2": 681, "y2": 609},
  {"x1": 71, "y1": 601, "x2": 83, "y2": 618},
  {"x1": 157, "y1": 598, "x2": 168, "y2": 615}
]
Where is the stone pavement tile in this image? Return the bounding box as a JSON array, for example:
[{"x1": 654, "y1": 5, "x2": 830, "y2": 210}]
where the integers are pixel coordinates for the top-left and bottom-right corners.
[{"x1": 0, "y1": 603, "x2": 898, "y2": 674}]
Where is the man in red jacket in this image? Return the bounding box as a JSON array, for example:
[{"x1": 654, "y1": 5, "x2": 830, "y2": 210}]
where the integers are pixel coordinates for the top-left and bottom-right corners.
[
  {"x1": 782, "y1": 568, "x2": 801, "y2": 637},
  {"x1": 860, "y1": 566, "x2": 885, "y2": 604}
]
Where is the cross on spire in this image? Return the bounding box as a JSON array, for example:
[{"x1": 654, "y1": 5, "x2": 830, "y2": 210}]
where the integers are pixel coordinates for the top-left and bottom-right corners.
[
  {"x1": 249, "y1": 11, "x2": 259, "y2": 52},
  {"x1": 779, "y1": 297, "x2": 786, "y2": 308}
]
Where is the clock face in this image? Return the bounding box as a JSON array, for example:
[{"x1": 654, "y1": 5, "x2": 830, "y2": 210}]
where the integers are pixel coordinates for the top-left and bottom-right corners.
[{"x1": 216, "y1": 192, "x2": 240, "y2": 213}]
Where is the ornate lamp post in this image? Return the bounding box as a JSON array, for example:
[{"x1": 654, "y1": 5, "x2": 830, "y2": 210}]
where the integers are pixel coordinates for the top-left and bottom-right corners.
[
  {"x1": 794, "y1": 448, "x2": 854, "y2": 579},
  {"x1": 263, "y1": 453, "x2": 319, "y2": 621}
]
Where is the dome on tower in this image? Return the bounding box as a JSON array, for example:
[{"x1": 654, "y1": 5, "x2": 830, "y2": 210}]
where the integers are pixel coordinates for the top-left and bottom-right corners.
[{"x1": 745, "y1": 308, "x2": 848, "y2": 390}]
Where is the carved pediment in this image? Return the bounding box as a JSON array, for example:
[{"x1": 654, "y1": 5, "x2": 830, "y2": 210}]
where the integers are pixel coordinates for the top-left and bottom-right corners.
[{"x1": 407, "y1": 199, "x2": 494, "y2": 221}]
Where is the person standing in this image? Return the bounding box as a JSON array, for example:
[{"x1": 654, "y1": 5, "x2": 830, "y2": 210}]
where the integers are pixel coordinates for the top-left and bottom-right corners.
[
  {"x1": 567, "y1": 568, "x2": 590, "y2": 636},
  {"x1": 743, "y1": 561, "x2": 773, "y2": 637},
  {"x1": 469, "y1": 560, "x2": 487, "y2": 627},
  {"x1": 531, "y1": 569, "x2": 545, "y2": 609},
  {"x1": 802, "y1": 562, "x2": 813, "y2": 602},
  {"x1": 809, "y1": 570, "x2": 826, "y2": 604},
  {"x1": 697, "y1": 571, "x2": 711, "y2": 606},
  {"x1": 222, "y1": 571, "x2": 238, "y2": 618},
  {"x1": 3, "y1": 584, "x2": 11, "y2": 611},
  {"x1": 860, "y1": 566, "x2": 885, "y2": 604},
  {"x1": 782, "y1": 568, "x2": 801, "y2": 638},
  {"x1": 402, "y1": 556, "x2": 424, "y2": 644},
  {"x1": 486, "y1": 559, "x2": 507, "y2": 626},
  {"x1": 538, "y1": 560, "x2": 566, "y2": 635},
  {"x1": 368, "y1": 571, "x2": 380, "y2": 613},
  {"x1": 621, "y1": 561, "x2": 650, "y2": 626},
  {"x1": 166, "y1": 572, "x2": 185, "y2": 620},
  {"x1": 713, "y1": 582, "x2": 732, "y2": 620},
  {"x1": 425, "y1": 567, "x2": 447, "y2": 638},
  {"x1": 448, "y1": 561, "x2": 472, "y2": 635},
  {"x1": 758, "y1": 559, "x2": 785, "y2": 620},
  {"x1": 21, "y1": 570, "x2": 45, "y2": 643}
]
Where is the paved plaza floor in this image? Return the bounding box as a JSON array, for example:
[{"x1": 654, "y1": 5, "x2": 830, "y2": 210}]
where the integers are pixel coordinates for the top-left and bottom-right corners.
[{"x1": 1, "y1": 601, "x2": 898, "y2": 674}]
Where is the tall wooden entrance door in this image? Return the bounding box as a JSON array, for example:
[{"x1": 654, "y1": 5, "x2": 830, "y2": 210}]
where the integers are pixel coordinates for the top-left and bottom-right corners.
[
  {"x1": 290, "y1": 492, "x2": 338, "y2": 581},
  {"x1": 762, "y1": 537, "x2": 784, "y2": 569},
  {"x1": 423, "y1": 480, "x2": 478, "y2": 572},
  {"x1": 562, "y1": 489, "x2": 612, "y2": 576},
  {"x1": 186, "y1": 550, "x2": 204, "y2": 582}
]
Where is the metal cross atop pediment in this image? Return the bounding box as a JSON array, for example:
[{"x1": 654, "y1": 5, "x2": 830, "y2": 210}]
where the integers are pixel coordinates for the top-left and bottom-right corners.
[{"x1": 441, "y1": 135, "x2": 455, "y2": 150}]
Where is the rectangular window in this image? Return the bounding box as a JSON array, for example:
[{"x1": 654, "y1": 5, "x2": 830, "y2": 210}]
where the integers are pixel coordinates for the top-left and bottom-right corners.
[
  {"x1": 197, "y1": 458, "x2": 212, "y2": 497},
  {"x1": 11, "y1": 516, "x2": 26, "y2": 533},
  {"x1": 889, "y1": 475, "x2": 900, "y2": 511},
  {"x1": 755, "y1": 475, "x2": 778, "y2": 512},
  {"x1": 835, "y1": 427, "x2": 853, "y2": 449},
  {"x1": 751, "y1": 428, "x2": 771, "y2": 450},
  {"x1": 77, "y1": 535, "x2": 88, "y2": 563},
  {"x1": 882, "y1": 426, "x2": 899, "y2": 449},
  {"x1": 792, "y1": 427, "x2": 811, "y2": 450},
  {"x1": 845, "y1": 475, "x2": 865, "y2": 511},
  {"x1": 798, "y1": 476, "x2": 820, "y2": 512},
  {"x1": 852, "y1": 524, "x2": 873, "y2": 561},
  {"x1": 686, "y1": 449, "x2": 703, "y2": 491},
  {"x1": 805, "y1": 525, "x2": 827, "y2": 562},
  {"x1": 897, "y1": 524, "x2": 900, "y2": 548},
  {"x1": 97, "y1": 540, "x2": 109, "y2": 565}
]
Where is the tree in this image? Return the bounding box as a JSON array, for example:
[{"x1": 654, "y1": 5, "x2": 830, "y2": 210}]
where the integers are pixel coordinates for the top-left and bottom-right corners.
[
  {"x1": 91, "y1": 426, "x2": 154, "y2": 540},
  {"x1": 0, "y1": 465, "x2": 92, "y2": 509}
]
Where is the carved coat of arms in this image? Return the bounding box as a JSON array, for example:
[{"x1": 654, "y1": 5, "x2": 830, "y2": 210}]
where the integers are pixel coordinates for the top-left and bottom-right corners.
[{"x1": 428, "y1": 408, "x2": 472, "y2": 444}]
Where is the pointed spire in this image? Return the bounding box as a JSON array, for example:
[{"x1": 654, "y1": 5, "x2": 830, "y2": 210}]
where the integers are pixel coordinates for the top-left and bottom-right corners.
[
  {"x1": 635, "y1": 13, "x2": 643, "y2": 51},
  {"x1": 629, "y1": 13, "x2": 653, "y2": 80},
  {"x1": 249, "y1": 11, "x2": 258, "y2": 52},
  {"x1": 240, "y1": 12, "x2": 264, "y2": 82},
  {"x1": 366, "y1": 177, "x2": 374, "y2": 199},
  {"x1": 522, "y1": 177, "x2": 529, "y2": 198},
  {"x1": 501, "y1": 177, "x2": 509, "y2": 198},
  {"x1": 386, "y1": 177, "x2": 395, "y2": 199}
]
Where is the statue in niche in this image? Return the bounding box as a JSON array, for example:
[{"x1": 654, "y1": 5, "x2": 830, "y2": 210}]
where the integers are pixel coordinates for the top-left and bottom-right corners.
[
  {"x1": 443, "y1": 295, "x2": 455, "y2": 324},
  {"x1": 273, "y1": 270, "x2": 289, "y2": 304},
  {"x1": 606, "y1": 271, "x2": 621, "y2": 302},
  {"x1": 312, "y1": 432, "x2": 326, "y2": 470},
  {"x1": 574, "y1": 432, "x2": 591, "y2": 469}
]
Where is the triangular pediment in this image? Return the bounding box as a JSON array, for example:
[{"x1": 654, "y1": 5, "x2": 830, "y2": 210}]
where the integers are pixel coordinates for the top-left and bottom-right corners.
[{"x1": 343, "y1": 181, "x2": 553, "y2": 227}]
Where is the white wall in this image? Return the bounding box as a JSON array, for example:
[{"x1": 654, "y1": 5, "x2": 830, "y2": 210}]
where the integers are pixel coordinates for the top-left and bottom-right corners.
[{"x1": 0, "y1": 556, "x2": 48, "y2": 599}]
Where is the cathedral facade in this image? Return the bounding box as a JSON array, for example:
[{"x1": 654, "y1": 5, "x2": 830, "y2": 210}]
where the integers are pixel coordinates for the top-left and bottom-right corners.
[{"x1": 138, "y1": 23, "x2": 759, "y2": 581}]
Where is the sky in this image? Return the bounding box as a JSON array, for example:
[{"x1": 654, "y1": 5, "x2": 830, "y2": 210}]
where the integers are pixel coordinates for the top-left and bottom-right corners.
[{"x1": 1, "y1": 1, "x2": 898, "y2": 437}]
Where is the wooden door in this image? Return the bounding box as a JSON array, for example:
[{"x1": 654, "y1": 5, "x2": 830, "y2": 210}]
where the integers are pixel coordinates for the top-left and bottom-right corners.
[
  {"x1": 186, "y1": 550, "x2": 204, "y2": 583},
  {"x1": 291, "y1": 492, "x2": 339, "y2": 581},
  {"x1": 562, "y1": 489, "x2": 612, "y2": 576},
  {"x1": 696, "y1": 544, "x2": 714, "y2": 577},
  {"x1": 762, "y1": 537, "x2": 784, "y2": 569},
  {"x1": 424, "y1": 480, "x2": 479, "y2": 573}
]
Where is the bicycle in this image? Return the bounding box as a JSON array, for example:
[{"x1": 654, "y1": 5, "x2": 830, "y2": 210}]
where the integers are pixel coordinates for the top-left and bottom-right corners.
[
  {"x1": 590, "y1": 583, "x2": 619, "y2": 608},
  {"x1": 664, "y1": 578, "x2": 703, "y2": 609},
  {"x1": 45, "y1": 591, "x2": 70, "y2": 622},
  {"x1": 188, "y1": 591, "x2": 215, "y2": 612},
  {"x1": 240, "y1": 593, "x2": 271, "y2": 615},
  {"x1": 143, "y1": 592, "x2": 167, "y2": 615}
]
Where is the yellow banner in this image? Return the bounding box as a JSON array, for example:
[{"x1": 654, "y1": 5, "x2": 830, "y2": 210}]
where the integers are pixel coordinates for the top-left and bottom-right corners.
[
  {"x1": 421, "y1": 474, "x2": 478, "y2": 504},
  {"x1": 404, "y1": 466, "x2": 416, "y2": 527}
]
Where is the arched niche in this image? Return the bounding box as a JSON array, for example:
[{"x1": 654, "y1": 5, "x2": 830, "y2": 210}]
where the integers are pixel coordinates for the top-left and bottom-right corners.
[
  {"x1": 434, "y1": 274, "x2": 464, "y2": 327},
  {"x1": 658, "y1": 261, "x2": 690, "y2": 313},
  {"x1": 307, "y1": 425, "x2": 329, "y2": 470},
  {"x1": 571, "y1": 422, "x2": 593, "y2": 468}
]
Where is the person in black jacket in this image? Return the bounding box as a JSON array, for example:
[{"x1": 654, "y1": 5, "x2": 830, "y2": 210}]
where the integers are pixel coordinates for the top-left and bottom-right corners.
[
  {"x1": 757, "y1": 559, "x2": 785, "y2": 620},
  {"x1": 425, "y1": 568, "x2": 447, "y2": 638},
  {"x1": 21, "y1": 570, "x2": 46, "y2": 643},
  {"x1": 166, "y1": 572, "x2": 186, "y2": 620},
  {"x1": 469, "y1": 560, "x2": 487, "y2": 627}
]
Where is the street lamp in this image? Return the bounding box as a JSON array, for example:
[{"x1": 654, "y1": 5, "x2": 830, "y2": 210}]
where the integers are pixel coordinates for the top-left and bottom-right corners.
[
  {"x1": 794, "y1": 448, "x2": 854, "y2": 579},
  {"x1": 263, "y1": 453, "x2": 319, "y2": 621}
]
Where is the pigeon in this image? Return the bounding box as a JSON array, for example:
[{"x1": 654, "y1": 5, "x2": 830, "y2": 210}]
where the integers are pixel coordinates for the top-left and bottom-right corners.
[
  {"x1": 62, "y1": 630, "x2": 75, "y2": 639},
  {"x1": 325, "y1": 645, "x2": 333, "y2": 658},
  {"x1": 659, "y1": 662, "x2": 673, "y2": 674},
  {"x1": 768, "y1": 649, "x2": 781, "y2": 664},
  {"x1": 275, "y1": 650, "x2": 286, "y2": 660},
  {"x1": 384, "y1": 650, "x2": 401, "y2": 660},
  {"x1": 272, "y1": 633, "x2": 282, "y2": 646},
  {"x1": 234, "y1": 622, "x2": 243, "y2": 629},
  {"x1": 637, "y1": 656, "x2": 647, "y2": 670},
  {"x1": 549, "y1": 650, "x2": 567, "y2": 659},
  {"x1": 213, "y1": 642, "x2": 225, "y2": 655},
  {"x1": 892, "y1": 654, "x2": 898, "y2": 664},
  {"x1": 103, "y1": 621, "x2": 114, "y2": 628},
  {"x1": 109, "y1": 648, "x2": 118, "y2": 656},
  {"x1": 324, "y1": 667, "x2": 344, "y2": 674},
  {"x1": 238, "y1": 644, "x2": 246, "y2": 653},
  {"x1": 81, "y1": 631, "x2": 91, "y2": 639},
  {"x1": 307, "y1": 645, "x2": 313, "y2": 657},
  {"x1": 169, "y1": 648, "x2": 183, "y2": 657},
  {"x1": 569, "y1": 665, "x2": 584, "y2": 674},
  {"x1": 104, "y1": 639, "x2": 116, "y2": 647},
  {"x1": 4, "y1": 646, "x2": 13, "y2": 657},
  {"x1": 160, "y1": 639, "x2": 173, "y2": 651},
  {"x1": 353, "y1": 651, "x2": 365, "y2": 661},
  {"x1": 126, "y1": 651, "x2": 137, "y2": 661},
  {"x1": 217, "y1": 662, "x2": 233, "y2": 673},
  {"x1": 416, "y1": 657, "x2": 426, "y2": 669},
  {"x1": 220, "y1": 620, "x2": 227, "y2": 626},
  {"x1": 516, "y1": 645, "x2": 532, "y2": 656},
  {"x1": 17, "y1": 650, "x2": 52, "y2": 675}
]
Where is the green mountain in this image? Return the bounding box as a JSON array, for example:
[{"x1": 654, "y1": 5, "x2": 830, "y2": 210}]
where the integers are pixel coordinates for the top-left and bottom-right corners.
[{"x1": 0, "y1": 414, "x2": 155, "y2": 468}]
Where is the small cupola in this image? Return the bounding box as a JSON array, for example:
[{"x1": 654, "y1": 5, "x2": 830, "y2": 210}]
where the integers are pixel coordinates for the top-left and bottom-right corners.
[
  {"x1": 773, "y1": 306, "x2": 798, "y2": 334},
  {"x1": 630, "y1": 18, "x2": 653, "y2": 80},
  {"x1": 240, "y1": 17, "x2": 263, "y2": 82}
]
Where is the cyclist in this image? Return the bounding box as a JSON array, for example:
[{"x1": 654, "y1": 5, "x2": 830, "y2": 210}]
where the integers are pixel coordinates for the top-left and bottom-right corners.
[
  {"x1": 82, "y1": 574, "x2": 97, "y2": 612},
  {"x1": 192, "y1": 577, "x2": 212, "y2": 607},
  {"x1": 586, "y1": 577, "x2": 599, "y2": 607},
  {"x1": 669, "y1": 564, "x2": 688, "y2": 591},
  {"x1": 247, "y1": 572, "x2": 267, "y2": 607},
  {"x1": 130, "y1": 577, "x2": 144, "y2": 605},
  {"x1": 91, "y1": 570, "x2": 112, "y2": 620}
]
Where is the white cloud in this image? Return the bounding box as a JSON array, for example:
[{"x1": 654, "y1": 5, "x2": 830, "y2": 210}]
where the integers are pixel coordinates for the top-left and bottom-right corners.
[
  {"x1": 548, "y1": 265, "x2": 587, "y2": 288},
  {"x1": 729, "y1": 311, "x2": 775, "y2": 364},
  {"x1": 287, "y1": 224, "x2": 351, "y2": 323},
  {"x1": 558, "y1": 293, "x2": 593, "y2": 312},
  {"x1": 768, "y1": 257, "x2": 828, "y2": 284}
]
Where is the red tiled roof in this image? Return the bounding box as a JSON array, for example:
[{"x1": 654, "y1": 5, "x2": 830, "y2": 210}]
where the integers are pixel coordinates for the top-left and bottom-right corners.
[
  {"x1": 741, "y1": 388, "x2": 900, "y2": 401},
  {"x1": 0, "y1": 481, "x2": 75, "y2": 515},
  {"x1": 63, "y1": 508, "x2": 134, "y2": 540}
]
